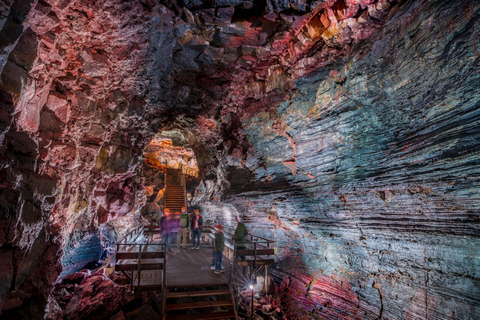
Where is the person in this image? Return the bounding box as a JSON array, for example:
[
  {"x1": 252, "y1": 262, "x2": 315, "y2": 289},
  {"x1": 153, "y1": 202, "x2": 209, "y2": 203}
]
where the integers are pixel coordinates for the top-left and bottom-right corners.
[
  {"x1": 177, "y1": 207, "x2": 189, "y2": 249},
  {"x1": 232, "y1": 215, "x2": 248, "y2": 260},
  {"x1": 190, "y1": 209, "x2": 203, "y2": 249},
  {"x1": 160, "y1": 209, "x2": 172, "y2": 252},
  {"x1": 171, "y1": 210, "x2": 180, "y2": 250},
  {"x1": 213, "y1": 224, "x2": 225, "y2": 274}
]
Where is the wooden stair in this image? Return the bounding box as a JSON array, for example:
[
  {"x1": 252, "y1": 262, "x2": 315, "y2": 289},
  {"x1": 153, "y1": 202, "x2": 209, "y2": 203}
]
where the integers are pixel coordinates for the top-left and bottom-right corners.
[
  {"x1": 164, "y1": 169, "x2": 185, "y2": 213},
  {"x1": 164, "y1": 185, "x2": 185, "y2": 213},
  {"x1": 165, "y1": 285, "x2": 237, "y2": 320}
]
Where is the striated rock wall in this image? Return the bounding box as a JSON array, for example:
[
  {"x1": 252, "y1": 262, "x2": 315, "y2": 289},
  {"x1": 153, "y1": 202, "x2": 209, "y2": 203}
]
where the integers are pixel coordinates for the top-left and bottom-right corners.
[{"x1": 222, "y1": 0, "x2": 480, "y2": 319}]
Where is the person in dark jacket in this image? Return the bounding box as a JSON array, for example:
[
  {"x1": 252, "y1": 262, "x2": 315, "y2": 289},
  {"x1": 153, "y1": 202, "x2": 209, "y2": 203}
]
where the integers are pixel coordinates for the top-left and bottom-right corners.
[
  {"x1": 213, "y1": 224, "x2": 225, "y2": 274},
  {"x1": 232, "y1": 215, "x2": 248, "y2": 253},
  {"x1": 190, "y1": 209, "x2": 203, "y2": 249},
  {"x1": 232, "y1": 215, "x2": 248, "y2": 275}
]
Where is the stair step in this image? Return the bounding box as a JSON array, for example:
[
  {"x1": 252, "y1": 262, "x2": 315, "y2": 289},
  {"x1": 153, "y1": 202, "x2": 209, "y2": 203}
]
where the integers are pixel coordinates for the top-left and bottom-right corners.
[
  {"x1": 166, "y1": 289, "x2": 231, "y2": 299},
  {"x1": 166, "y1": 300, "x2": 233, "y2": 311},
  {"x1": 166, "y1": 311, "x2": 236, "y2": 320}
]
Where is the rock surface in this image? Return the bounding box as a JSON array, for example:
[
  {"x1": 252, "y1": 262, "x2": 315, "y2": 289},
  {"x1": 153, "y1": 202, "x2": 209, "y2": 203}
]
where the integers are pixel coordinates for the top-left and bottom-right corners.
[
  {"x1": 0, "y1": 0, "x2": 479, "y2": 319},
  {"x1": 220, "y1": 1, "x2": 480, "y2": 319},
  {"x1": 45, "y1": 269, "x2": 151, "y2": 320}
]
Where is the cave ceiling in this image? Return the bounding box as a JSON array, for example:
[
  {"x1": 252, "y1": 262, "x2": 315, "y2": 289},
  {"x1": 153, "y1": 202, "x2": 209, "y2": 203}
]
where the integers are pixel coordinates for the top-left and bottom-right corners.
[{"x1": 2, "y1": 0, "x2": 400, "y2": 149}]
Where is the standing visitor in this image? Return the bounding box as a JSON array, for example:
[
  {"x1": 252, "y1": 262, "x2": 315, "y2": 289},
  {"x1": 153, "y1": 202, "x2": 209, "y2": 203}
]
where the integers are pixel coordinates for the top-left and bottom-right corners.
[
  {"x1": 190, "y1": 209, "x2": 203, "y2": 249},
  {"x1": 232, "y1": 215, "x2": 248, "y2": 260},
  {"x1": 213, "y1": 224, "x2": 225, "y2": 274},
  {"x1": 171, "y1": 211, "x2": 180, "y2": 250},
  {"x1": 177, "y1": 207, "x2": 189, "y2": 249},
  {"x1": 232, "y1": 215, "x2": 248, "y2": 275},
  {"x1": 160, "y1": 209, "x2": 172, "y2": 252}
]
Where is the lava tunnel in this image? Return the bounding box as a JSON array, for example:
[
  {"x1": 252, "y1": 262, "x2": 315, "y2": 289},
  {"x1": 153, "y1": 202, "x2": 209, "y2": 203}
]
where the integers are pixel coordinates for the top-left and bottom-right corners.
[{"x1": 0, "y1": 0, "x2": 479, "y2": 319}]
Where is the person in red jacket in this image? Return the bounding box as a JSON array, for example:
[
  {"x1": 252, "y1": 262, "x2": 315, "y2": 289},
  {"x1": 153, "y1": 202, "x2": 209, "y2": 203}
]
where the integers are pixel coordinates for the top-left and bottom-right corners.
[{"x1": 190, "y1": 209, "x2": 203, "y2": 249}]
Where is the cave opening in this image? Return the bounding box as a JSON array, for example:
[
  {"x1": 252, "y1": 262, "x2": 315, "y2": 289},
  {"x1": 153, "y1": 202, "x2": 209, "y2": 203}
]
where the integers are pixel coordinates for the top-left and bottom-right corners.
[{"x1": 141, "y1": 134, "x2": 200, "y2": 223}]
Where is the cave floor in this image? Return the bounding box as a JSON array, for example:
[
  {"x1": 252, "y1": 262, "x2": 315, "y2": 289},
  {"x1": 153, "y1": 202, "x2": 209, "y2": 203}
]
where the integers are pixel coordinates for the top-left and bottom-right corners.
[{"x1": 166, "y1": 241, "x2": 231, "y2": 288}]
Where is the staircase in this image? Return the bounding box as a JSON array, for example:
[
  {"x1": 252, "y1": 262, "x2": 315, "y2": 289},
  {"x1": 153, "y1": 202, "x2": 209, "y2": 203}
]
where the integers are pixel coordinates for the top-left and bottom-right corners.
[
  {"x1": 165, "y1": 285, "x2": 237, "y2": 320},
  {"x1": 164, "y1": 168, "x2": 186, "y2": 213}
]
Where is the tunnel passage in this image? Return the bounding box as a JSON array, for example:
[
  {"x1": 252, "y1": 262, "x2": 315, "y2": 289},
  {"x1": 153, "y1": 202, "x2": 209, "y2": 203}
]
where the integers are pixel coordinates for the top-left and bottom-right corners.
[
  {"x1": 1, "y1": 0, "x2": 480, "y2": 319},
  {"x1": 142, "y1": 136, "x2": 200, "y2": 221}
]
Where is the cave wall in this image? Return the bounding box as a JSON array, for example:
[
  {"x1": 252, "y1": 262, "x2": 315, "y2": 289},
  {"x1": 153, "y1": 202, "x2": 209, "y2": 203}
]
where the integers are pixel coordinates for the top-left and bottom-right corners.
[
  {"x1": 0, "y1": 0, "x2": 156, "y2": 316},
  {"x1": 222, "y1": 0, "x2": 480, "y2": 319}
]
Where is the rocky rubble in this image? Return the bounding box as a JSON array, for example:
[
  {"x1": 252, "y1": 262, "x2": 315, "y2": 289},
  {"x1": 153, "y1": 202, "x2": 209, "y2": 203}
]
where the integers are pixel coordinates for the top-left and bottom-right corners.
[{"x1": 46, "y1": 269, "x2": 159, "y2": 320}]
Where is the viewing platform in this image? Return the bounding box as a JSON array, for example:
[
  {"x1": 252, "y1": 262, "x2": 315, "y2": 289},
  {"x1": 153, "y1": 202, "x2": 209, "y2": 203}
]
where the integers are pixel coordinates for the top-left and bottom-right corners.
[{"x1": 114, "y1": 223, "x2": 275, "y2": 319}]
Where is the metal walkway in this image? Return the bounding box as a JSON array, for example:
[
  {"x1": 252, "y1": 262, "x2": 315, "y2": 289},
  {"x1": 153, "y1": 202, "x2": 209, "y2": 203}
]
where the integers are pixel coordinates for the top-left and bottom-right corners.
[
  {"x1": 114, "y1": 223, "x2": 275, "y2": 319},
  {"x1": 166, "y1": 245, "x2": 231, "y2": 288}
]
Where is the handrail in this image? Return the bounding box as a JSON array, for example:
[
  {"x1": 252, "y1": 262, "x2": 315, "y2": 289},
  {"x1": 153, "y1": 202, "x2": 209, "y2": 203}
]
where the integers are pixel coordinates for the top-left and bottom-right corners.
[
  {"x1": 222, "y1": 227, "x2": 274, "y2": 242},
  {"x1": 114, "y1": 225, "x2": 167, "y2": 317},
  {"x1": 200, "y1": 226, "x2": 274, "y2": 320},
  {"x1": 223, "y1": 228, "x2": 275, "y2": 319},
  {"x1": 115, "y1": 224, "x2": 144, "y2": 245}
]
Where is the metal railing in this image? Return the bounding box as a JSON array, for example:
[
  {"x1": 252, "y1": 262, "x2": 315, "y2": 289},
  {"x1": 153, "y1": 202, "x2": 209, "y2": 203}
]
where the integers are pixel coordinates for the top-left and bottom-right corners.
[
  {"x1": 201, "y1": 227, "x2": 276, "y2": 318},
  {"x1": 114, "y1": 225, "x2": 167, "y2": 317},
  {"x1": 115, "y1": 224, "x2": 144, "y2": 246}
]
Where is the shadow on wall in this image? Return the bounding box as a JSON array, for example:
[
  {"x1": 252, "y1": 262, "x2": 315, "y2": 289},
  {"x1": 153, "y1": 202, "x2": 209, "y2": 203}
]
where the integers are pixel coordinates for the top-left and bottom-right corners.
[{"x1": 60, "y1": 225, "x2": 118, "y2": 278}]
